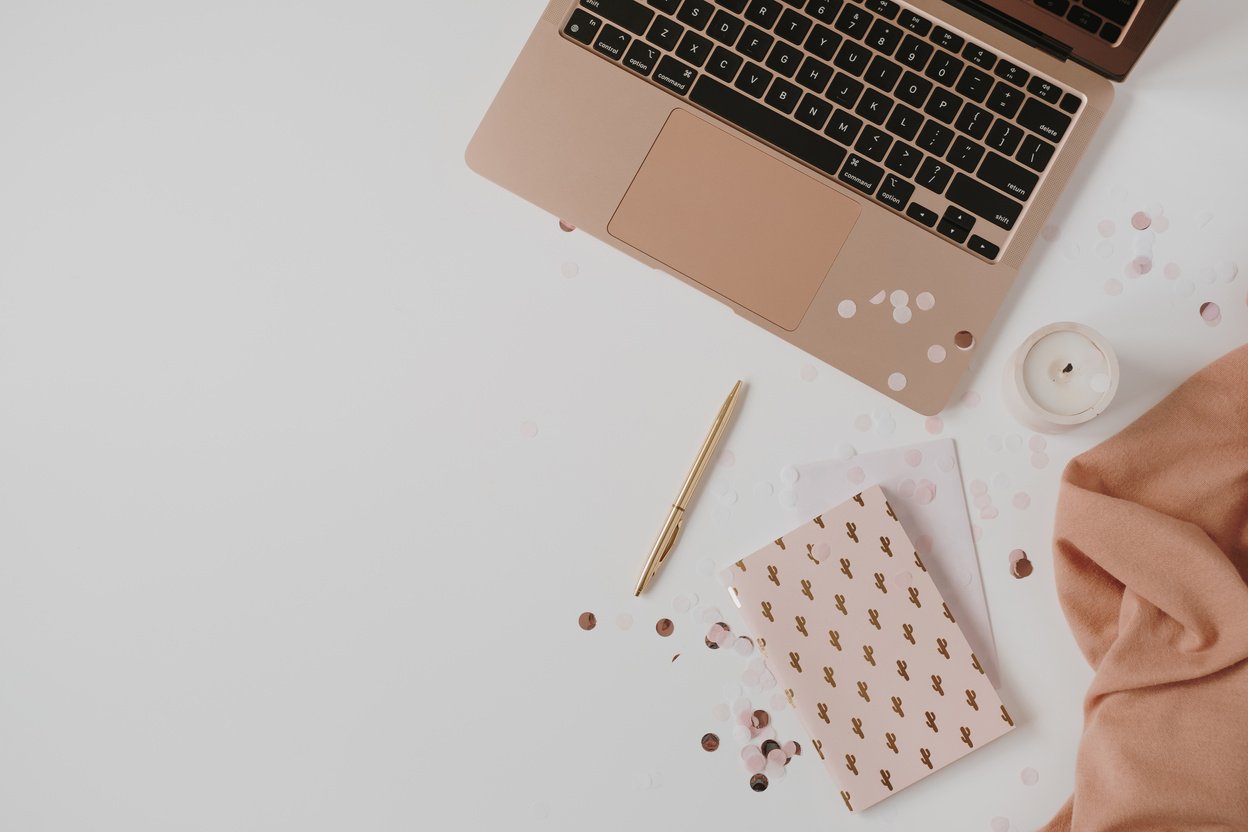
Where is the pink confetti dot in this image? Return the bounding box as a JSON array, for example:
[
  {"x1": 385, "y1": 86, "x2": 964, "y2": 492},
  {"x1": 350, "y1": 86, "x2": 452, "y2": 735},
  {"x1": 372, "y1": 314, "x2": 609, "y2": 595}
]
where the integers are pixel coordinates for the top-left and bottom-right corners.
[
  {"x1": 558, "y1": 219, "x2": 576, "y2": 232},
  {"x1": 741, "y1": 669, "x2": 761, "y2": 688},
  {"x1": 1028, "y1": 435, "x2": 1047, "y2": 452},
  {"x1": 1031, "y1": 452, "x2": 1050, "y2": 469},
  {"x1": 915, "y1": 486, "x2": 935, "y2": 505},
  {"x1": 916, "y1": 291, "x2": 936, "y2": 311},
  {"x1": 519, "y1": 420, "x2": 539, "y2": 438},
  {"x1": 888, "y1": 372, "x2": 908, "y2": 391},
  {"x1": 1164, "y1": 262, "x2": 1181, "y2": 280},
  {"x1": 970, "y1": 479, "x2": 988, "y2": 497},
  {"x1": 781, "y1": 741, "x2": 797, "y2": 757},
  {"x1": 1154, "y1": 215, "x2": 1170, "y2": 233},
  {"x1": 981, "y1": 506, "x2": 999, "y2": 520},
  {"x1": 616, "y1": 613, "x2": 633, "y2": 630},
  {"x1": 1127, "y1": 256, "x2": 1152, "y2": 277},
  {"x1": 800, "y1": 364, "x2": 818, "y2": 382},
  {"x1": 1130, "y1": 211, "x2": 1152, "y2": 230},
  {"x1": 1021, "y1": 767, "x2": 1040, "y2": 786},
  {"x1": 1104, "y1": 278, "x2": 1123, "y2": 296},
  {"x1": 744, "y1": 752, "x2": 767, "y2": 774},
  {"x1": 974, "y1": 494, "x2": 991, "y2": 509},
  {"x1": 991, "y1": 817, "x2": 1011, "y2": 832},
  {"x1": 1097, "y1": 219, "x2": 1115, "y2": 238},
  {"x1": 847, "y1": 466, "x2": 866, "y2": 485},
  {"x1": 925, "y1": 416, "x2": 943, "y2": 435},
  {"x1": 767, "y1": 749, "x2": 787, "y2": 767},
  {"x1": 735, "y1": 637, "x2": 755, "y2": 657},
  {"x1": 962, "y1": 390, "x2": 981, "y2": 408},
  {"x1": 914, "y1": 534, "x2": 933, "y2": 555},
  {"x1": 937, "y1": 455, "x2": 956, "y2": 473},
  {"x1": 904, "y1": 449, "x2": 923, "y2": 467},
  {"x1": 1200, "y1": 301, "x2": 1221, "y2": 326},
  {"x1": 1013, "y1": 492, "x2": 1032, "y2": 510},
  {"x1": 854, "y1": 414, "x2": 873, "y2": 432},
  {"x1": 1041, "y1": 224, "x2": 1060, "y2": 242},
  {"x1": 899, "y1": 479, "x2": 917, "y2": 498}
]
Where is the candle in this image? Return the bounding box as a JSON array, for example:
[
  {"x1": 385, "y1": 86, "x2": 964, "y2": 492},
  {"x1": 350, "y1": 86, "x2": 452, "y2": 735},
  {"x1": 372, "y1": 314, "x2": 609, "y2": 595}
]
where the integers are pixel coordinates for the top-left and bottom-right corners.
[{"x1": 1003, "y1": 323, "x2": 1119, "y2": 433}]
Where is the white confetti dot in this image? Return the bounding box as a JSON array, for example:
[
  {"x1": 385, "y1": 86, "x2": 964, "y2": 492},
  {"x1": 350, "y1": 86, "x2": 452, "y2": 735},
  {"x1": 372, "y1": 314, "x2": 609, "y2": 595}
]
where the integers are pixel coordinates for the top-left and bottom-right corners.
[
  {"x1": 870, "y1": 290, "x2": 886, "y2": 304},
  {"x1": 519, "y1": 421, "x2": 539, "y2": 438},
  {"x1": 916, "y1": 291, "x2": 935, "y2": 311},
  {"x1": 835, "y1": 442, "x2": 857, "y2": 462},
  {"x1": 1021, "y1": 767, "x2": 1040, "y2": 786},
  {"x1": 721, "y1": 490, "x2": 739, "y2": 506},
  {"x1": 561, "y1": 261, "x2": 580, "y2": 279},
  {"x1": 893, "y1": 306, "x2": 913, "y2": 324},
  {"x1": 1216, "y1": 261, "x2": 1239, "y2": 283},
  {"x1": 800, "y1": 364, "x2": 818, "y2": 382},
  {"x1": 753, "y1": 481, "x2": 774, "y2": 498},
  {"x1": 887, "y1": 372, "x2": 907, "y2": 391},
  {"x1": 890, "y1": 290, "x2": 909, "y2": 308},
  {"x1": 780, "y1": 466, "x2": 800, "y2": 485},
  {"x1": 838, "y1": 299, "x2": 857, "y2": 318}
]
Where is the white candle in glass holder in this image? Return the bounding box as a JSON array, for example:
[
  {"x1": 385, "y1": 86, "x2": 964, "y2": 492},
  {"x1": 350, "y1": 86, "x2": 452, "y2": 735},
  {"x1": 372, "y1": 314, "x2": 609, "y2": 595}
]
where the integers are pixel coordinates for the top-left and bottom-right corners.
[{"x1": 1003, "y1": 323, "x2": 1119, "y2": 433}]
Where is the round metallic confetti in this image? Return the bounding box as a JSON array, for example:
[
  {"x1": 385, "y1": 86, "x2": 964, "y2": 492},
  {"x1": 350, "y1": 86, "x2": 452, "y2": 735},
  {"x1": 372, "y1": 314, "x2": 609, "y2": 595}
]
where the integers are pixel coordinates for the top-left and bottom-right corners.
[
  {"x1": 1128, "y1": 256, "x2": 1152, "y2": 276},
  {"x1": 749, "y1": 773, "x2": 769, "y2": 792},
  {"x1": 954, "y1": 330, "x2": 976, "y2": 350},
  {"x1": 760, "y1": 739, "x2": 781, "y2": 757},
  {"x1": 578, "y1": 612, "x2": 597, "y2": 631},
  {"x1": 1131, "y1": 211, "x2": 1152, "y2": 231},
  {"x1": 655, "y1": 618, "x2": 674, "y2": 637},
  {"x1": 1097, "y1": 219, "x2": 1115, "y2": 238},
  {"x1": 701, "y1": 732, "x2": 720, "y2": 752},
  {"x1": 734, "y1": 636, "x2": 755, "y2": 657},
  {"x1": 1021, "y1": 766, "x2": 1039, "y2": 786},
  {"x1": 1200, "y1": 301, "x2": 1222, "y2": 327},
  {"x1": 558, "y1": 219, "x2": 576, "y2": 232},
  {"x1": 520, "y1": 420, "x2": 539, "y2": 438},
  {"x1": 671, "y1": 653, "x2": 679, "y2": 662},
  {"x1": 869, "y1": 290, "x2": 886, "y2": 304},
  {"x1": 838, "y1": 299, "x2": 857, "y2": 319},
  {"x1": 751, "y1": 710, "x2": 770, "y2": 730},
  {"x1": 1010, "y1": 549, "x2": 1034, "y2": 579}
]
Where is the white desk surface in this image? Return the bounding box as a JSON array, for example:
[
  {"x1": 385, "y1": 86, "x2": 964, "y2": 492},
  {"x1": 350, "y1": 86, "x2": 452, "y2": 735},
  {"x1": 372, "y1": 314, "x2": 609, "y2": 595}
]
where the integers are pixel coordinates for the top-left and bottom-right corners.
[{"x1": 1, "y1": 2, "x2": 1245, "y2": 830}]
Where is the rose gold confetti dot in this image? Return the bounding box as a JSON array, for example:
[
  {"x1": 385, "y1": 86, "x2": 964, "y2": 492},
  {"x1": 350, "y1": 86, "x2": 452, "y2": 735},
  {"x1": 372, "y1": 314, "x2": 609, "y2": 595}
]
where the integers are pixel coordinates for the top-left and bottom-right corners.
[
  {"x1": 838, "y1": 299, "x2": 857, "y2": 318},
  {"x1": 1128, "y1": 256, "x2": 1152, "y2": 276},
  {"x1": 915, "y1": 534, "x2": 933, "y2": 555},
  {"x1": 991, "y1": 817, "x2": 1010, "y2": 832},
  {"x1": 1021, "y1": 767, "x2": 1039, "y2": 786},
  {"x1": 925, "y1": 415, "x2": 943, "y2": 434},
  {"x1": 766, "y1": 749, "x2": 787, "y2": 768},
  {"x1": 937, "y1": 454, "x2": 955, "y2": 473},
  {"x1": 1028, "y1": 435, "x2": 1047, "y2": 452},
  {"x1": 899, "y1": 479, "x2": 917, "y2": 498},
  {"x1": 888, "y1": 372, "x2": 908, "y2": 391},
  {"x1": 1200, "y1": 301, "x2": 1221, "y2": 326},
  {"x1": 560, "y1": 261, "x2": 579, "y2": 279},
  {"x1": 701, "y1": 733, "x2": 720, "y2": 752},
  {"x1": 752, "y1": 710, "x2": 771, "y2": 730},
  {"x1": 870, "y1": 290, "x2": 886, "y2": 304},
  {"x1": 1010, "y1": 549, "x2": 1033, "y2": 579},
  {"x1": 656, "y1": 618, "x2": 674, "y2": 637},
  {"x1": 749, "y1": 773, "x2": 769, "y2": 792},
  {"x1": 1013, "y1": 492, "x2": 1031, "y2": 510},
  {"x1": 800, "y1": 364, "x2": 818, "y2": 382},
  {"x1": 1164, "y1": 262, "x2": 1181, "y2": 279},
  {"x1": 893, "y1": 306, "x2": 913, "y2": 324},
  {"x1": 519, "y1": 420, "x2": 539, "y2": 438},
  {"x1": 974, "y1": 494, "x2": 991, "y2": 509},
  {"x1": 854, "y1": 413, "x2": 872, "y2": 432},
  {"x1": 735, "y1": 636, "x2": 754, "y2": 656},
  {"x1": 558, "y1": 220, "x2": 576, "y2": 232},
  {"x1": 1131, "y1": 211, "x2": 1151, "y2": 231},
  {"x1": 904, "y1": 449, "x2": 923, "y2": 467},
  {"x1": 970, "y1": 479, "x2": 988, "y2": 497},
  {"x1": 712, "y1": 703, "x2": 730, "y2": 721},
  {"x1": 760, "y1": 739, "x2": 781, "y2": 756},
  {"x1": 847, "y1": 466, "x2": 866, "y2": 485},
  {"x1": 954, "y1": 330, "x2": 976, "y2": 350},
  {"x1": 962, "y1": 390, "x2": 981, "y2": 408},
  {"x1": 578, "y1": 612, "x2": 597, "y2": 630},
  {"x1": 1041, "y1": 224, "x2": 1060, "y2": 242},
  {"x1": 915, "y1": 486, "x2": 935, "y2": 505},
  {"x1": 616, "y1": 613, "x2": 633, "y2": 630},
  {"x1": 981, "y1": 506, "x2": 999, "y2": 520},
  {"x1": 1097, "y1": 219, "x2": 1115, "y2": 238},
  {"x1": 1031, "y1": 452, "x2": 1050, "y2": 469}
]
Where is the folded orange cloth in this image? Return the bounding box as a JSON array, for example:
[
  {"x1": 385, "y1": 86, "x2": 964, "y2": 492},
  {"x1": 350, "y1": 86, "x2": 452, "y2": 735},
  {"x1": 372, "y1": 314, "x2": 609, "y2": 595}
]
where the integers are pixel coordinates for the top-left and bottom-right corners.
[{"x1": 1044, "y1": 345, "x2": 1248, "y2": 831}]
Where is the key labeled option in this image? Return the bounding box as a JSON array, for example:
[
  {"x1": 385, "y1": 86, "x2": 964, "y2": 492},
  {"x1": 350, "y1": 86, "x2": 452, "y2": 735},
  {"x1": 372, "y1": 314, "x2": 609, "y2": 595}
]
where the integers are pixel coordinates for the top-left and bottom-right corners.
[{"x1": 876, "y1": 174, "x2": 914, "y2": 210}]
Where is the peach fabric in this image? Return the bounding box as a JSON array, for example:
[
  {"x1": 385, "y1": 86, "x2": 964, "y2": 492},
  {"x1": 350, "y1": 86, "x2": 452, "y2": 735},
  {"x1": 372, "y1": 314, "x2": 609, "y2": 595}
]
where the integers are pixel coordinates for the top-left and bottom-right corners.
[{"x1": 1044, "y1": 345, "x2": 1248, "y2": 831}]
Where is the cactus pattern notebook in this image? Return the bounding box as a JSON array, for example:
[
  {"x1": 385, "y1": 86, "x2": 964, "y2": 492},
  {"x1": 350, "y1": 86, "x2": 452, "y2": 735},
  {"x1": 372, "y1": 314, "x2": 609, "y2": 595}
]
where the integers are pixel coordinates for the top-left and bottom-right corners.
[{"x1": 722, "y1": 485, "x2": 1014, "y2": 812}]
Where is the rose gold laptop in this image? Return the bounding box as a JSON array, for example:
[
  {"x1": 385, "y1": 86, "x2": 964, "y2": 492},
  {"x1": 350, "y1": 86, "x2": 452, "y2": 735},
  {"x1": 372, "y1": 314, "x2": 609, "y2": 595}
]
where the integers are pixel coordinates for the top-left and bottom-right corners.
[{"x1": 468, "y1": 0, "x2": 1177, "y2": 414}]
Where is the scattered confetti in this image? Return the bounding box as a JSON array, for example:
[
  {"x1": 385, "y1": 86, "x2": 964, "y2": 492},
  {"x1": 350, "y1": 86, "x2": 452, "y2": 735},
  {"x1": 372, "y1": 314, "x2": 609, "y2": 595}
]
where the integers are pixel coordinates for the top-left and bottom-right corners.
[
  {"x1": 734, "y1": 636, "x2": 754, "y2": 657},
  {"x1": 520, "y1": 420, "x2": 539, "y2": 438},
  {"x1": 838, "y1": 299, "x2": 857, "y2": 318},
  {"x1": 854, "y1": 413, "x2": 873, "y2": 432},
  {"x1": 835, "y1": 443, "x2": 857, "y2": 462},
  {"x1": 887, "y1": 372, "x2": 907, "y2": 391},
  {"x1": 800, "y1": 364, "x2": 818, "y2": 382},
  {"x1": 749, "y1": 773, "x2": 769, "y2": 792},
  {"x1": 1097, "y1": 220, "x2": 1115, "y2": 238},
  {"x1": 1005, "y1": 434, "x2": 1023, "y2": 452},
  {"x1": 1200, "y1": 301, "x2": 1221, "y2": 326},
  {"x1": 560, "y1": 261, "x2": 579, "y2": 279},
  {"x1": 1031, "y1": 452, "x2": 1050, "y2": 469},
  {"x1": 780, "y1": 466, "x2": 800, "y2": 485},
  {"x1": 558, "y1": 219, "x2": 576, "y2": 232},
  {"x1": 970, "y1": 480, "x2": 988, "y2": 497},
  {"x1": 1010, "y1": 549, "x2": 1034, "y2": 579},
  {"x1": 954, "y1": 330, "x2": 976, "y2": 350},
  {"x1": 1013, "y1": 492, "x2": 1032, "y2": 510},
  {"x1": 1127, "y1": 256, "x2": 1152, "y2": 277},
  {"x1": 928, "y1": 344, "x2": 947, "y2": 364},
  {"x1": 869, "y1": 290, "x2": 886, "y2": 304},
  {"x1": 916, "y1": 291, "x2": 936, "y2": 311},
  {"x1": 893, "y1": 306, "x2": 913, "y2": 324},
  {"x1": 915, "y1": 485, "x2": 935, "y2": 505},
  {"x1": 1021, "y1": 767, "x2": 1040, "y2": 786},
  {"x1": 962, "y1": 390, "x2": 981, "y2": 408},
  {"x1": 904, "y1": 449, "x2": 923, "y2": 467},
  {"x1": 721, "y1": 490, "x2": 739, "y2": 505},
  {"x1": 876, "y1": 417, "x2": 897, "y2": 436},
  {"x1": 925, "y1": 416, "x2": 943, "y2": 435},
  {"x1": 701, "y1": 733, "x2": 720, "y2": 752},
  {"x1": 937, "y1": 454, "x2": 956, "y2": 473},
  {"x1": 752, "y1": 710, "x2": 771, "y2": 730},
  {"x1": 656, "y1": 618, "x2": 674, "y2": 637},
  {"x1": 980, "y1": 506, "x2": 999, "y2": 520},
  {"x1": 720, "y1": 450, "x2": 736, "y2": 467},
  {"x1": 1215, "y1": 261, "x2": 1239, "y2": 283},
  {"x1": 616, "y1": 613, "x2": 633, "y2": 631},
  {"x1": 1130, "y1": 211, "x2": 1151, "y2": 231},
  {"x1": 1028, "y1": 435, "x2": 1047, "y2": 452},
  {"x1": 890, "y1": 290, "x2": 909, "y2": 307},
  {"x1": 672, "y1": 595, "x2": 692, "y2": 613},
  {"x1": 578, "y1": 612, "x2": 597, "y2": 631},
  {"x1": 1154, "y1": 215, "x2": 1170, "y2": 233}
]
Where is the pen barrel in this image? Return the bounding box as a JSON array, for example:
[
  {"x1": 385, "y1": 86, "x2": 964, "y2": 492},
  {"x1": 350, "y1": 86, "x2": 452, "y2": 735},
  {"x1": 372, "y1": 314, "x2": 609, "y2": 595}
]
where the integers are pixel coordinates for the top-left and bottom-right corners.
[{"x1": 674, "y1": 382, "x2": 742, "y2": 506}]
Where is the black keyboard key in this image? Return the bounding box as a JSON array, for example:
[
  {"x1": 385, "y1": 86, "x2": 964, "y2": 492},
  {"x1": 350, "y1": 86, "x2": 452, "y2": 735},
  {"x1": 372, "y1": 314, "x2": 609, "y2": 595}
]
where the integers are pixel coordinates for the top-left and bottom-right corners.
[
  {"x1": 714, "y1": 0, "x2": 748, "y2": 11},
  {"x1": 962, "y1": 43, "x2": 996, "y2": 70},
  {"x1": 839, "y1": 153, "x2": 883, "y2": 194},
  {"x1": 624, "y1": 40, "x2": 662, "y2": 74},
  {"x1": 1027, "y1": 76, "x2": 1063, "y2": 104},
  {"x1": 1017, "y1": 97, "x2": 1071, "y2": 142},
  {"x1": 708, "y1": 45, "x2": 744, "y2": 81},
  {"x1": 937, "y1": 218, "x2": 970, "y2": 243},
  {"x1": 1066, "y1": 6, "x2": 1102, "y2": 33},
  {"x1": 856, "y1": 87, "x2": 893, "y2": 124},
  {"x1": 806, "y1": 24, "x2": 843, "y2": 59},
  {"x1": 896, "y1": 71, "x2": 932, "y2": 107},
  {"x1": 734, "y1": 61, "x2": 773, "y2": 96},
  {"x1": 924, "y1": 87, "x2": 962, "y2": 124},
  {"x1": 583, "y1": 0, "x2": 655, "y2": 35},
  {"x1": 907, "y1": 202, "x2": 938, "y2": 227},
  {"x1": 594, "y1": 25, "x2": 632, "y2": 59},
  {"x1": 777, "y1": 8, "x2": 814, "y2": 43},
  {"x1": 1083, "y1": 0, "x2": 1137, "y2": 25},
  {"x1": 979, "y1": 151, "x2": 1039, "y2": 200},
  {"x1": 968, "y1": 235, "x2": 999, "y2": 259},
  {"x1": 654, "y1": 54, "x2": 700, "y2": 93},
  {"x1": 943, "y1": 206, "x2": 975, "y2": 230},
  {"x1": 1060, "y1": 92, "x2": 1082, "y2": 114},
  {"x1": 956, "y1": 65, "x2": 993, "y2": 102},
  {"x1": 925, "y1": 51, "x2": 963, "y2": 86},
  {"x1": 796, "y1": 55, "x2": 835, "y2": 92},
  {"x1": 865, "y1": 0, "x2": 900, "y2": 19},
  {"x1": 738, "y1": 25, "x2": 773, "y2": 60},
  {"x1": 1017, "y1": 133, "x2": 1056, "y2": 172},
  {"x1": 1100, "y1": 22, "x2": 1122, "y2": 43},
  {"x1": 745, "y1": 0, "x2": 783, "y2": 28},
  {"x1": 647, "y1": 15, "x2": 685, "y2": 49},
  {"x1": 947, "y1": 173, "x2": 1022, "y2": 229},
  {"x1": 885, "y1": 141, "x2": 922, "y2": 176},
  {"x1": 916, "y1": 156, "x2": 953, "y2": 193},
  {"x1": 898, "y1": 10, "x2": 932, "y2": 35},
  {"x1": 825, "y1": 109, "x2": 863, "y2": 144},
  {"x1": 765, "y1": 77, "x2": 802, "y2": 112},
  {"x1": 986, "y1": 81, "x2": 1023, "y2": 118},
  {"x1": 805, "y1": 0, "x2": 844, "y2": 24},
  {"x1": 917, "y1": 120, "x2": 953, "y2": 154},
  {"x1": 1034, "y1": 0, "x2": 1069, "y2": 14},
  {"x1": 676, "y1": 30, "x2": 713, "y2": 65},
  {"x1": 866, "y1": 19, "x2": 904, "y2": 55},
  {"x1": 994, "y1": 59, "x2": 1028, "y2": 87},
  {"x1": 855, "y1": 126, "x2": 892, "y2": 161},
  {"x1": 828, "y1": 73, "x2": 863, "y2": 107},
  {"x1": 796, "y1": 93, "x2": 835, "y2": 129},
  {"x1": 947, "y1": 135, "x2": 984, "y2": 172},
  {"x1": 986, "y1": 119, "x2": 1022, "y2": 154},
  {"x1": 897, "y1": 35, "x2": 933, "y2": 70},
  {"x1": 648, "y1": 0, "x2": 681, "y2": 11},
  {"x1": 677, "y1": 0, "x2": 716, "y2": 29},
  {"x1": 767, "y1": 41, "x2": 804, "y2": 76},
  {"x1": 885, "y1": 103, "x2": 922, "y2": 140},
  {"x1": 689, "y1": 75, "x2": 848, "y2": 175},
  {"x1": 708, "y1": 9, "x2": 745, "y2": 44},
  {"x1": 955, "y1": 102, "x2": 991, "y2": 139},
  {"x1": 930, "y1": 26, "x2": 964, "y2": 52},
  {"x1": 566, "y1": 9, "x2": 603, "y2": 45},
  {"x1": 833, "y1": 40, "x2": 872, "y2": 76},
  {"x1": 864, "y1": 55, "x2": 902, "y2": 92},
  {"x1": 834, "y1": 4, "x2": 873, "y2": 39}
]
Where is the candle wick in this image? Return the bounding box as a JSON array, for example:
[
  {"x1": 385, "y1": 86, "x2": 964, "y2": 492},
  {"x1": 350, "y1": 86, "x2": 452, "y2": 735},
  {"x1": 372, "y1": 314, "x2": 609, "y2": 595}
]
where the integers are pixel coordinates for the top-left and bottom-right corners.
[{"x1": 1062, "y1": 363, "x2": 1074, "y2": 374}]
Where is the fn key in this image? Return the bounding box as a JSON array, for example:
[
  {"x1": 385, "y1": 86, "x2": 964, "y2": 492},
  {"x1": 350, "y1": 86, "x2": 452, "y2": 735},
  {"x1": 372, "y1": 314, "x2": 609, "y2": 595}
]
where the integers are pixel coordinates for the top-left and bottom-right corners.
[{"x1": 565, "y1": 10, "x2": 602, "y2": 44}]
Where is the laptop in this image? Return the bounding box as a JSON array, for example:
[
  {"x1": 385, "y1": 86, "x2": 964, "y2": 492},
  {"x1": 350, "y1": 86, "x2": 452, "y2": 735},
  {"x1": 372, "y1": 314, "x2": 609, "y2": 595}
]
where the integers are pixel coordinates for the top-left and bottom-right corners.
[{"x1": 467, "y1": 0, "x2": 1177, "y2": 414}]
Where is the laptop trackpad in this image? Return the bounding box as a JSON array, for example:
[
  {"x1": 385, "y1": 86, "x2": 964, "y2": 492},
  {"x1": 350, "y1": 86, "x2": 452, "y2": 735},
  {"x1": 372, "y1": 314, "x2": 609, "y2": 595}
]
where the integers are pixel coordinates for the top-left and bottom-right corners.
[{"x1": 608, "y1": 109, "x2": 860, "y2": 332}]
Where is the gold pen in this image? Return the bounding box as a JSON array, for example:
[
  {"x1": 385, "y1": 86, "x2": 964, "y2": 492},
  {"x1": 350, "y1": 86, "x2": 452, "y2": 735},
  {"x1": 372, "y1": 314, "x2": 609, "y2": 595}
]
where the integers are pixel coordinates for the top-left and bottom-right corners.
[{"x1": 634, "y1": 380, "x2": 744, "y2": 597}]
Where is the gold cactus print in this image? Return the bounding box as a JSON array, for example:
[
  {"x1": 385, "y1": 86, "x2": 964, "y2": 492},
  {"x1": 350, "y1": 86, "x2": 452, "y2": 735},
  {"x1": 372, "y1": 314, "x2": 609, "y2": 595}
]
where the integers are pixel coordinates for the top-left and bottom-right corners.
[
  {"x1": 936, "y1": 637, "x2": 950, "y2": 659},
  {"x1": 874, "y1": 572, "x2": 888, "y2": 593},
  {"x1": 868, "y1": 608, "x2": 881, "y2": 630},
  {"x1": 960, "y1": 726, "x2": 974, "y2": 748},
  {"x1": 880, "y1": 768, "x2": 893, "y2": 791},
  {"x1": 857, "y1": 680, "x2": 870, "y2": 702},
  {"x1": 902, "y1": 622, "x2": 915, "y2": 644},
  {"x1": 971, "y1": 653, "x2": 984, "y2": 675},
  {"x1": 800, "y1": 578, "x2": 814, "y2": 600},
  {"x1": 919, "y1": 747, "x2": 933, "y2": 769},
  {"x1": 823, "y1": 666, "x2": 836, "y2": 688},
  {"x1": 817, "y1": 702, "x2": 830, "y2": 723},
  {"x1": 840, "y1": 558, "x2": 853, "y2": 579},
  {"x1": 735, "y1": 559, "x2": 747, "y2": 572},
  {"x1": 862, "y1": 644, "x2": 876, "y2": 666},
  {"x1": 966, "y1": 689, "x2": 979, "y2": 711},
  {"x1": 795, "y1": 615, "x2": 808, "y2": 636},
  {"x1": 942, "y1": 602, "x2": 956, "y2": 623},
  {"x1": 813, "y1": 515, "x2": 825, "y2": 528},
  {"x1": 896, "y1": 659, "x2": 909, "y2": 681},
  {"x1": 890, "y1": 695, "x2": 904, "y2": 717},
  {"x1": 924, "y1": 710, "x2": 938, "y2": 732},
  {"x1": 835, "y1": 594, "x2": 848, "y2": 615},
  {"x1": 761, "y1": 600, "x2": 774, "y2": 622},
  {"x1": 931, "y1": 674, "x2": 944, "y2": 695},
  {"x1": 846, "y1": 521, "x2": 858, "y2": 543},
  {"x1": 767, "y1": 564, "x2": 780, "y2": 586},
  {"x1": 1000, "y1": 705, "x2": 1014, "y2": 727},
  {"x1": 914, "y1": 549, "x2": 926, "y2": 571},
  {"x1": 841, "y1": 791, "x2": 853, "y2": 811},
  {"x1": 805, "y1": 544, "x2": 820, "y2": 565},
  {"x1": 908, "y1": 586, "x2": 922, "y2": 608},
  {"x1": 828, "y1": 629, "x2": 842, "y2": 651},
  {"x1": 851, "y1": 716, "x2": 864, "y2": 739},
  {"x1": 812, "y1": 738, "x2": 824, "y2": 759},
  {"x1": 884, "y1": 500, "x2": 897, "y2": 520},
  {"x1": 789, "y1": 651, "x2": 802, "y2": 672},
  {"x1": 774, "y1": 537, "x2": 785, "y2": 551},
  {"x1": 845, "y1": 753, "x2": 857, "y2": 775},
  {"x1": 885, "y1": 732, "x2": 898, "y2": 754},
  {"x1": 880, "y1": 536, "x2": 893, "y2": 557},
  {"x1": 852, "y1": 493, "x2": 864, "y2": 507}
]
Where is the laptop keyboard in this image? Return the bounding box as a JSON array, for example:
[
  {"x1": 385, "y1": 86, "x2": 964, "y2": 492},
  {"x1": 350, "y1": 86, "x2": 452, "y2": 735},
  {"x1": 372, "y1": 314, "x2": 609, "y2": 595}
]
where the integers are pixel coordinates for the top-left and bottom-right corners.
[
  {"x1": 1031, "y1": 0, "x2": 1138, "y2": 45},
  {"x1": 563, "y1": 0, "x2": 1086, "y2": 263}
]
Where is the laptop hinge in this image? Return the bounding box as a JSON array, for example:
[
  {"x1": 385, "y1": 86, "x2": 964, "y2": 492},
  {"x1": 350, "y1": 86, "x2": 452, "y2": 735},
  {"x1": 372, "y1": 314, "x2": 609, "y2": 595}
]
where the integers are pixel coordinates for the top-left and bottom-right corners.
[{"x1": 941, "y1": 0, "x2": 1074, "y2": 62}]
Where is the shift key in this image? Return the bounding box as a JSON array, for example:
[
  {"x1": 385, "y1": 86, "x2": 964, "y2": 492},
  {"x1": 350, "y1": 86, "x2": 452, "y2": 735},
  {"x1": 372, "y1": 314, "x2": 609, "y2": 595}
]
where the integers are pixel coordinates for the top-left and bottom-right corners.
[
  {"x1": 580, "y1": 0, "x2": 654, "y2": 36},
  {"x1": 947, "y1": 173, "x2": 1022, "y2": 230}
]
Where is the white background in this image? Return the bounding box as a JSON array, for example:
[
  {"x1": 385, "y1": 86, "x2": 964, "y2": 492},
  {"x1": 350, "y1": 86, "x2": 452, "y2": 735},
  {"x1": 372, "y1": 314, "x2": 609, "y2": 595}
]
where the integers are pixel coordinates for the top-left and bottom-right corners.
[{"x1": 1, "y1": 1, "x2": 1245, "y2": 830}]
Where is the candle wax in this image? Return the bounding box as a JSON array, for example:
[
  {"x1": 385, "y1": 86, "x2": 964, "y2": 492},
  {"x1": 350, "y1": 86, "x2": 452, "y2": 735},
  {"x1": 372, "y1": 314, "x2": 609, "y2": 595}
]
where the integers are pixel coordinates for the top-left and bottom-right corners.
[{"x1": 1021, "y1": 330, "x2": 1109, "y2": 416}]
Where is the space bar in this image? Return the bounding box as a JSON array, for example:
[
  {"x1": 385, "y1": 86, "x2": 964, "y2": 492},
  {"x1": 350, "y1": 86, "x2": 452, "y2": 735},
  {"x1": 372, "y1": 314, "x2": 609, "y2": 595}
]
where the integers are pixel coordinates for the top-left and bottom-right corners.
[{"x1": 690, "y1": 77, "x2": 847, "y2": 179}]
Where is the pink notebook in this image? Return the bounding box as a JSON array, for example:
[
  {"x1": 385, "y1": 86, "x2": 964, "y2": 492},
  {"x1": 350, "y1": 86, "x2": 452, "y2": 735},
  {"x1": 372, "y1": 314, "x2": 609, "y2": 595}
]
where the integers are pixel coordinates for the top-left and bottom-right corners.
[{"x1": 723, "y1": 485, "x2": 1014, "y2": 812}]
